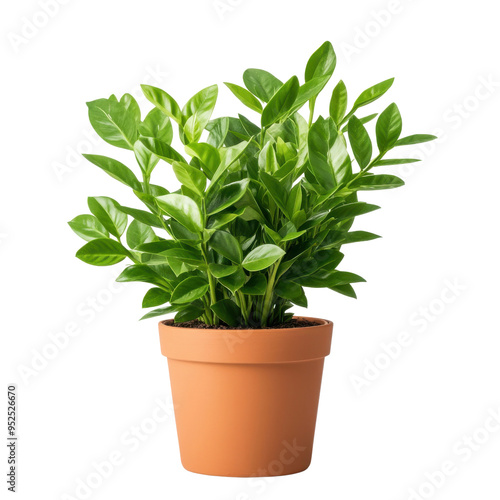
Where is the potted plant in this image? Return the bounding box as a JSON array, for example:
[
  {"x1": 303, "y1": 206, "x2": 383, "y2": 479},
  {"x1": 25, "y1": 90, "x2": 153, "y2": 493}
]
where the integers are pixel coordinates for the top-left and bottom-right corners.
[{"x1": 69, "y1": 41, "x2": 435, "y2": 477}]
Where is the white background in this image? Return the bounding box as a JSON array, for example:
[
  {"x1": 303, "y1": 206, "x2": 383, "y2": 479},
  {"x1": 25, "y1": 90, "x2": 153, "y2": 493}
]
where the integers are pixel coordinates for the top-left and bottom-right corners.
[{"x1": 2, "y1": 0, "x2": 500, "y2": 499}]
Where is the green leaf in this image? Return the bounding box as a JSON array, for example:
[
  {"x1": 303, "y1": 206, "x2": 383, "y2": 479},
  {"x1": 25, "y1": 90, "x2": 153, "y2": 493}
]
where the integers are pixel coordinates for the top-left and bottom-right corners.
[
  {"x1": 275, "y1": 281, "x2": 307, "y2": 307},
  {"x1": 281, "y1": 230, "x2": 306, "y2": 242},
  {"x1": 373, "y1": 158, "x2": 421, "y2": 166},
  {"x1": 330, "y1": 80, "x2": 348, "y2": 125},
  {"x1": 206, "y1": 179, "x2": 250, "y2": 215},
  {"x1": 134, "y1": 140, "x2": 159, "y2": 176},
  {"x1": 139, "y1": 107, "x2": 173, "y2": 143},
  {"x1": 260, "y1": 171, "x2": 289, "y2": 213},
  {"x1": 208, "y1": 263, "x2": 239, "y2": 278},
  {"x1": 172, "y1": 161, "x2": 207, "y2": 196},
  {"x1": 126, "y1": 220, "x2": 157, "y2": 249},
  {"x1": 343, "y1": 231, "x2": 381, "y2": 243},
  {"x1": 395, "y1": 134, "x2": 437, "y2": 146},
  {"x1": 376, "y1": 103, "x2": 402, "y2": 153},
  {"x1": 308, "y1": 117, "x2": 337, "y2": 191},
  {"x1": 224, "y1": 82, "x2": 263, "y2": 113},
  {"x1": 348, "y1": 116, "x2": 372, "y2": 169},
  {"x1": 76, "y1": 238, "x2": 130, "y2": 266},
  {"x1": 171, "y1": 277, "x2": 209, "y2": 304},
  {"x1": 142, "y1": 287, "x2": 171, "y2": 308},
  {"x1": 242, "y1": 244, "x2": 285, "y2": 272},
  {"x1": 207, "y1": 209, "x2": 245, "y2": 230},
  {"x1": 117, "y1": 265, "x2": 169, "y2": 288},
  {"x1": 209, "y1": 231, "x2": 243, "y2": 264},
  {"x1": 120, "y1": 93, "x2": 141, "y2": 123},
  {"x1": 68, "y1": 215, "x2": 109, "y2": 241},
  {"x1": 87, "y1": 98, "x2": 137, "y2": 150},
  {"x1": 141, "y1": 84, "x2": 182, "y2": 124},
  {"x1": 88, "y1": 196, "x2": 127, "y2": 238},
  {"x1": 330, "y1": 284, "x2": 357, "y2": 299},
  {"x1": 83, "y1": 154, "x2": 142, "y2": 191},
  {"x1": 156, "y1": 194, "x2": 203, "y2": 233},
  {"x1": 350, "y1": 78, "x2": 394, "y2": 116},
  {"x1": 240, "y1": 274, "x2": 267, "y2": 295},
  {"x1": 305, "y1": 41, "x2": 336, "y2": 82},
  {"x1": 162, "y1": 248, "x2": 204, "y2": 265},
  {"x1": 140, "y1": 137, "x2": 185, "y2": 164},
  {"x1": 175, "y1": 305, "x2": 204, "y2": 322},
  {"x1": 350, "y1": 174, "x2": 405, "y2": 190},
  {"x1": 210, "y1": 299, "x2": 242, "y2": 326},
  {"x1": 117, "y1": 205, "x2": 164, "y2": 229},
  {"x1": 261, "y1": 76, "x2": 300, "y2": 128},
  {"x1": 330, "y1": 202, "x2": 380, "y2": 221},
  {"x1": 140, "y1": 305, "x2": 179, "y2": 320},
  {"x1": 206, "y1": 117, "x2": 229, "y2": 148},
  {"x1": 219, "y1": 267, "x2": 247, "y2": 293},
  {"x1": 243, "y1": 69, "x2": 283, "y2": 103},
  {"x1": 182, "y1": 85, "x2": 218, "y2": 143},
  {"x1": 185, "y1": 142, "x2": 220, "y2": 179}
]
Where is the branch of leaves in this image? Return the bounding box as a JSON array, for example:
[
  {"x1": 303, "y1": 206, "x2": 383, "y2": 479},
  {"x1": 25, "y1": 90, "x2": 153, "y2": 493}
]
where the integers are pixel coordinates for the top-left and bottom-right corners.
[
  {"x1": 344, "y1": 103, "x2": 436, "y2": 190},
  {"x1": 223, "y1": 41, "x2": 337, "y2": 130}
]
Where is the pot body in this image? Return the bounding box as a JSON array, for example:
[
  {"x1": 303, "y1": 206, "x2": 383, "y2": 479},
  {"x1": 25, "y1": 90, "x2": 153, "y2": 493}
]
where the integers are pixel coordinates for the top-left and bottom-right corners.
[{"x1": 159, "y1": 317, "x2": 333, "y2": 477}]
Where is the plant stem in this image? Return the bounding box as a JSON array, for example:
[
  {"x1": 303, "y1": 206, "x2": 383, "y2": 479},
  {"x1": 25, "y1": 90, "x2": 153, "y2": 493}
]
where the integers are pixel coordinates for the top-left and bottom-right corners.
[
  {"x1": 308, "y1": 98, "x2": 317, "y2": 127},
  {"x1": 261, "y1": 261, "x2": 281, "y2": 327},
  {"x1": 236, "y1": 291, "x2": 249, "y2": 325}
]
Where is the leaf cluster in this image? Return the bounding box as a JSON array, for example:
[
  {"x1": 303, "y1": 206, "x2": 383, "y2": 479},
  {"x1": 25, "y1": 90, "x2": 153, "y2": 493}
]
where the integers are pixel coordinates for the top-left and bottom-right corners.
[{"x1": 69, "y1": 42, "x2": 436, "y2": 327}]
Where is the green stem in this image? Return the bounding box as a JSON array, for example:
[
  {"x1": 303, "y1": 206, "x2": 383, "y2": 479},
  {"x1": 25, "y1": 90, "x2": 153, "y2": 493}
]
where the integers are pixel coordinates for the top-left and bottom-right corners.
[
  {"x1": 261, "y1": 261, "x2": 281, "y2": 327},
  {"x1": 236, "y1": 291, "x2": 249, "y2": 325},
  {"x1": 308, "y1": 97, "x2": 317, "y2": 128}
]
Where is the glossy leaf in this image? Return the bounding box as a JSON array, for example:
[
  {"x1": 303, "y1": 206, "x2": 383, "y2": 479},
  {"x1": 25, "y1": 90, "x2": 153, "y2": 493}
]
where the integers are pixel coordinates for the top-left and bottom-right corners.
[
  {"x1": 241, "y1": 274, "x2": 267, "y2": 295},
  {"x1": 243, "y1": 69, "x2": 283, "y2": 102},
  {"x1": 206, "y1": 179, "x2": 250, "y2": 215},
  {"x1": 395, "y1": 134, "x2": 437, "y2": 146},
  {"x1": 376, "y1": 103, "x2": 402, "y2": 152},
  {"x1": 208, "y1": 263, "x2": 239, "y2": 278},
  {"x1": 308, "y1": 117, "x2": 336, "y2": 191},
  {"x1": 141, "y1": 84, "x2": 182, "y2": 124},
  {"x1": 275, "y1": 281, "x2": 307, "y2": 307},
  {"x1": 182, "y1": 85, "x2": 218, "y2": 143},
  {"x1": 68, "y1": 215, "x2": 109, "y2": 241},
  {"x1": 211, "y1": 299, "x2": 242, "y2": 326},
  {"x1": 210, "y1": 231, "x2": 242, "y2": 264},
  {"x1": 242, "y1": 244, "x2": 285, "y2": 272},
  {"x1": 87, "y1": 98, "x2": 137, "y2": 150},
  {"x1": 88, "y1": 196, "x2": 127, "y2": 238},
  {"x1": 330, "y1": 80, "x2": 348, "y2": 125},
  {"x1": 171, "y1": 277, "x2": 209, "y2": 304},
  {"x1": 76, "y1": 238, "x2": 130, "y2": 266},
  {"x1": 350, "y1": 174, "x2": 405, "y2": 190},
  {"x1": 117, "y1": 265, "x2": 169, "y2": 288},
  {"x1": 348, "y1": 116, "x2": 372, "y2": 169},
  {"x1": 156, "y1": 194, "x2": 203, "y2": 233},
  {"x1": 83, "y1": 154, "x2": 142, "y2": 191},
  {"x1": 305, "y1": 41, "x2": 336, "y2": 82},
  {"x1": 140, "y1": 138, "x2": 185, "y2": 164},
  {"x1": 172, "y1": 161, "x2": 206, "y2": 196},
  {"x1": 139, "y1": 107, "x2": 173, "y2": 143},
  {"x1": 142, "y1": 288, "x2": 171, "y2": 308},
  {"x1": 262, "y1": 76, "x2": 300, "y2": 128},
  {"x1": 224, "y1": 82, "x2": 263, "y2": 113},
  {"x1": 175, "y1": 304, "x2": 204, "y2": 322},
  {"x1": 140, "y1": 305, "x2": 179, "y2": 320},
  {"x1": 126, "y1": 220, "x2": 157, "y2": 249}
]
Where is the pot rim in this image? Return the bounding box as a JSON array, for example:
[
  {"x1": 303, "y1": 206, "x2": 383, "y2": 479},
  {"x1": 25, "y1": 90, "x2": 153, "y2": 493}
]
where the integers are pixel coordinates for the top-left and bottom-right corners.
[{"x1": 158, "y1": 316, "x2": 333, "y2": 364}]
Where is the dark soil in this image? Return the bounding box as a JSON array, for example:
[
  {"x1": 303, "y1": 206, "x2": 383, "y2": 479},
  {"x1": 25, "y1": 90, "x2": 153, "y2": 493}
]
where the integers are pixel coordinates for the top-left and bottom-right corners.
[{"x1": 162, "y1": 318, "x2": 321, "y2": 330}]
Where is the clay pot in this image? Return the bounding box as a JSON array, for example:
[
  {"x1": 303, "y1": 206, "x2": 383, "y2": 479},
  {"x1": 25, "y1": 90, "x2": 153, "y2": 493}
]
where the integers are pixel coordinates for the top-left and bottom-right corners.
[{"x1": 158, "y1": 316, "x2": 333, "y2": 477}]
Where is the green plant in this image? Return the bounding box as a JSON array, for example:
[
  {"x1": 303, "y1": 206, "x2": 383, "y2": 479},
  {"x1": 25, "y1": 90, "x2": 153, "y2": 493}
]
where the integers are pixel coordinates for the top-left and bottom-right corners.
[{"x1": 69, "y1": 41, "x2": 435, "y2": 328}]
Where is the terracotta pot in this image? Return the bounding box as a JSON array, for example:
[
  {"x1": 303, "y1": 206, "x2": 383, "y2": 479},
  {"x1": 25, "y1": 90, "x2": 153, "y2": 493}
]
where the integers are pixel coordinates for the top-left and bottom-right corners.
[{"x1": 158, "y1": 316, "x2": 333, "y2": 477}]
